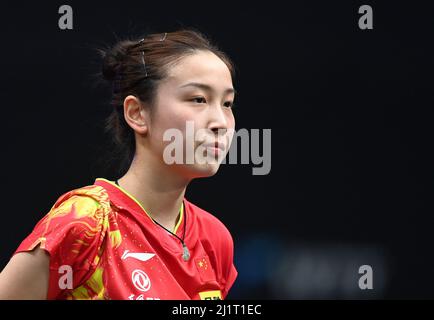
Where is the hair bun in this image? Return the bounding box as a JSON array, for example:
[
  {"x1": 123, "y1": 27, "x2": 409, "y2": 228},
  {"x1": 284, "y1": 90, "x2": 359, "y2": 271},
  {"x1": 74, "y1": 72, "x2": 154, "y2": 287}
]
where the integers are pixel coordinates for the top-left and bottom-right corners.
[{"x1": 101, "y1": 42, "x2": 130, "y2": 81}]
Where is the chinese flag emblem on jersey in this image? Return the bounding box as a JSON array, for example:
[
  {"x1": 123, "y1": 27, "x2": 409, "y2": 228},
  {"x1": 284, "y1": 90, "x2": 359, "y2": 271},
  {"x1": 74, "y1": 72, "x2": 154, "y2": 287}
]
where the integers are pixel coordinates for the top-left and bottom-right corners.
[{"x1": 195, "y1": 256, "x2": 215, "y2": 282}]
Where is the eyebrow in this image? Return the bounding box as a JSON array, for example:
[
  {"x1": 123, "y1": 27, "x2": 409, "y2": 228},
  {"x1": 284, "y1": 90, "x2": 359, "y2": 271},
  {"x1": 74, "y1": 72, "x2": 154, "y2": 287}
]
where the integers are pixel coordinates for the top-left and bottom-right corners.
[{"x1": 179, "y1": 82, "x2": 236, "y2": 95}]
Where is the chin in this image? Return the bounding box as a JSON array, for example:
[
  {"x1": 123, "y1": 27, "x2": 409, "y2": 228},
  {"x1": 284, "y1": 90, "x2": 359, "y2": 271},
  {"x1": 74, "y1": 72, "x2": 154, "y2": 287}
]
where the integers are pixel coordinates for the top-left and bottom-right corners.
[{"x1": 190, "y1": 162, "x2": 221, "y2": 178}]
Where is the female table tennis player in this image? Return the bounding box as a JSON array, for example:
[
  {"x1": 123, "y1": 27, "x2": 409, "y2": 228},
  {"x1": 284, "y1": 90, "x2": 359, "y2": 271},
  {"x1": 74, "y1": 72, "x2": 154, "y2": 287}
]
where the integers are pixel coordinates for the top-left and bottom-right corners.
[{"x1": 0, "y1": 29, "x2": 238, "y2": 300}]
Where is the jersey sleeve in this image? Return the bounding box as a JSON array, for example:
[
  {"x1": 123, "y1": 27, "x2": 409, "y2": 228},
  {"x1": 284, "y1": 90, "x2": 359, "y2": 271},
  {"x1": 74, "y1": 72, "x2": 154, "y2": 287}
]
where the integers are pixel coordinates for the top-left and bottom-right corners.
[{"x1": 13, "y1": 186, "x2": 110, "y2": 300}]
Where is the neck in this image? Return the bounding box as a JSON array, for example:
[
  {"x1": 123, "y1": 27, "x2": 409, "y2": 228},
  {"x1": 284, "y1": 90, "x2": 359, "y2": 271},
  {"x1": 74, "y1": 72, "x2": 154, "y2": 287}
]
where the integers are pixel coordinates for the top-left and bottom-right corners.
[{"x1": 117, "y1": 151, "x2": 189, "y2": 232}]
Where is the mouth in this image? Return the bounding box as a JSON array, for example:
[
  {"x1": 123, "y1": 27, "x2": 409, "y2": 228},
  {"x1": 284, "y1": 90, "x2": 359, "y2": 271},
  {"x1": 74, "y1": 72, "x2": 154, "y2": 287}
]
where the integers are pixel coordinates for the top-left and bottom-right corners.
[{"x1": 202, "y1": 141, "x2": 226, "y2": 157}]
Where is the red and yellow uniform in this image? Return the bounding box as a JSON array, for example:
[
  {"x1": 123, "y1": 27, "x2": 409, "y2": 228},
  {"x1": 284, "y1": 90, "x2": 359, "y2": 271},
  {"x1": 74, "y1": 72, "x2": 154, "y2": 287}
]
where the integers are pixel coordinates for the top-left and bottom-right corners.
[{"x1": 14, "y1": 178, "x2": 237, "y2": 300}]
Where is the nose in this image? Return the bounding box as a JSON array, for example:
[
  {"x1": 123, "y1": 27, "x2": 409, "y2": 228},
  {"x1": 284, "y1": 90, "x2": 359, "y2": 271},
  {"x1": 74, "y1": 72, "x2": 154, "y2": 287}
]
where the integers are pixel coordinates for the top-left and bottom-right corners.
[{"x1": 208, "y1": 104, "x2": 229, "y2": 135}]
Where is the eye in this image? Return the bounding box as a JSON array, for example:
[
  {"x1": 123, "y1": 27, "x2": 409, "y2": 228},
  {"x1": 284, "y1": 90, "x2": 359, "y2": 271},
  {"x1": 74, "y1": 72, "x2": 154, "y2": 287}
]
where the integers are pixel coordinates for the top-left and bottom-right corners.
[
  {"x1": 190, "y1": 97, "x2": 207, "y2": 104},
  {"x1": 223, "y1": 101, "x2": 235, "y2": 109}
]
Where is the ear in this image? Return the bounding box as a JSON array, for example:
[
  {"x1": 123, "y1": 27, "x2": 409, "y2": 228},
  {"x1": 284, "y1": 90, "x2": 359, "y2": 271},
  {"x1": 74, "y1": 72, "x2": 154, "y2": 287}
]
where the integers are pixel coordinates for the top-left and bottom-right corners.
[{"x1": 123, "y1": 95, "x2": 150, "y2": 135}]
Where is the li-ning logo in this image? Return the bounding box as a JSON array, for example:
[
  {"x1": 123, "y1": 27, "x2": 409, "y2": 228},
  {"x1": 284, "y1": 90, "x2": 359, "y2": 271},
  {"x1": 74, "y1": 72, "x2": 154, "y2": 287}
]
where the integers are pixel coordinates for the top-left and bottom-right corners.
[
  {"x1": 132, "y1": 269, "x2": 151, "y2": 292},
  {"x1": 122, "y1": 250, "x2": 155, "y2": 262}
]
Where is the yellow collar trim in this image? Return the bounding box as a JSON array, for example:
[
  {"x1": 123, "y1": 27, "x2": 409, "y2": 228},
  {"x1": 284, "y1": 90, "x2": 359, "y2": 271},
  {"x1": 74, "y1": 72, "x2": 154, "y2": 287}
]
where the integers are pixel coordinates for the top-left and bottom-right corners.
[{"x1": 96, "y1": 178, "x2": 184, "y2": 233}]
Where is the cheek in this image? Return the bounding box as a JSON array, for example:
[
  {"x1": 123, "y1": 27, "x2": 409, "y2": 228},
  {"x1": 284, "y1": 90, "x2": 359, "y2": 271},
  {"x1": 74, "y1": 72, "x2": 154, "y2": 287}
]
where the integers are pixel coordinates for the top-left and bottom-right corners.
[
  {"x1": 227, "y1": 112, "x2": 236, "y2": 129},
  {"x1": 152, "y1": 100, "x2": 190, "y2": 132},
  {"x1": 150, "y1": 106, "x2": 196, "y2": 153}
]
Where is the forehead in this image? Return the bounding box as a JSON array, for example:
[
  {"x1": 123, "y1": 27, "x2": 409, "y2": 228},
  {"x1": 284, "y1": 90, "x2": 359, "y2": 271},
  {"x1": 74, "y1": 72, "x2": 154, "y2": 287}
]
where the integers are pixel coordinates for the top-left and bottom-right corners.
[{"x1": 165, "y1": 50, "x2": 233, "y2": 89}]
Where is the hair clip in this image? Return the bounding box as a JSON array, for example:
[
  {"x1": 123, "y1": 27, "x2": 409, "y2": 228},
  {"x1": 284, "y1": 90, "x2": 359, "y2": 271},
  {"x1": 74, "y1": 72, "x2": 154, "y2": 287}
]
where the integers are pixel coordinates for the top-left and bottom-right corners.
[
  {"x1": 136, "y1": 38, "x2": 147, "y2": 77},
  {"x1": 141, "y1": 51, "x2": 148, "y2": 77},
  {"x1": 135, "y1": 33, "x2": 166, "y2": 78}
]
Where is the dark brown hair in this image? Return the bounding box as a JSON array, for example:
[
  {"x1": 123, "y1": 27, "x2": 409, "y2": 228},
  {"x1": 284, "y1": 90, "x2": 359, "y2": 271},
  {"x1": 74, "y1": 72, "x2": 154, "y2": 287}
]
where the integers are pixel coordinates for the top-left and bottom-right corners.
[{"x1": 97, "y1": 28, "x2": 236, "y2": 177}]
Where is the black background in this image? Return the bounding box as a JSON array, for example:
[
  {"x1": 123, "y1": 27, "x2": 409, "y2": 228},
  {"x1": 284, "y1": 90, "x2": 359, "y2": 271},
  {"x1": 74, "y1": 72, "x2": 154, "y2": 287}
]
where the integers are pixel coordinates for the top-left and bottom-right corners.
[{"x1": 0, "y1": 0, "x2": 433, "y2": 299}]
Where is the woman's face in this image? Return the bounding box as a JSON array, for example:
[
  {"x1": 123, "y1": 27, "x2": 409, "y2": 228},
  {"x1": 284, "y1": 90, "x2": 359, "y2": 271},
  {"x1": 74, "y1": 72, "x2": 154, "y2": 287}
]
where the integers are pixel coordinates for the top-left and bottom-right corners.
[{"x1": 147, "y1": 50, "x2": 236, "y2": 180}]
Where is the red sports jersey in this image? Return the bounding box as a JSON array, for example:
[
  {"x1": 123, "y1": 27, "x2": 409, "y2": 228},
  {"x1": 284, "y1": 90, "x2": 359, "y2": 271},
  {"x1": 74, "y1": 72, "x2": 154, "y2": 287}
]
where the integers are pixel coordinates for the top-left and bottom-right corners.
[{"x1": 14, "y1": 178, "x2": 237, "y2": 300}]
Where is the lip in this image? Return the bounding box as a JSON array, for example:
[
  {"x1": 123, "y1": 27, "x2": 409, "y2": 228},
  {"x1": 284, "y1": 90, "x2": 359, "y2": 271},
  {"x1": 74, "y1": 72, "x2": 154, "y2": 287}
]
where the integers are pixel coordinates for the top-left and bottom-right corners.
[
  {"x1": 202, "y1": 141, "x2": 226, "y2": 152},
  {"x1": 202, "y1": 141, "x2": 226, "y2": 157}
]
